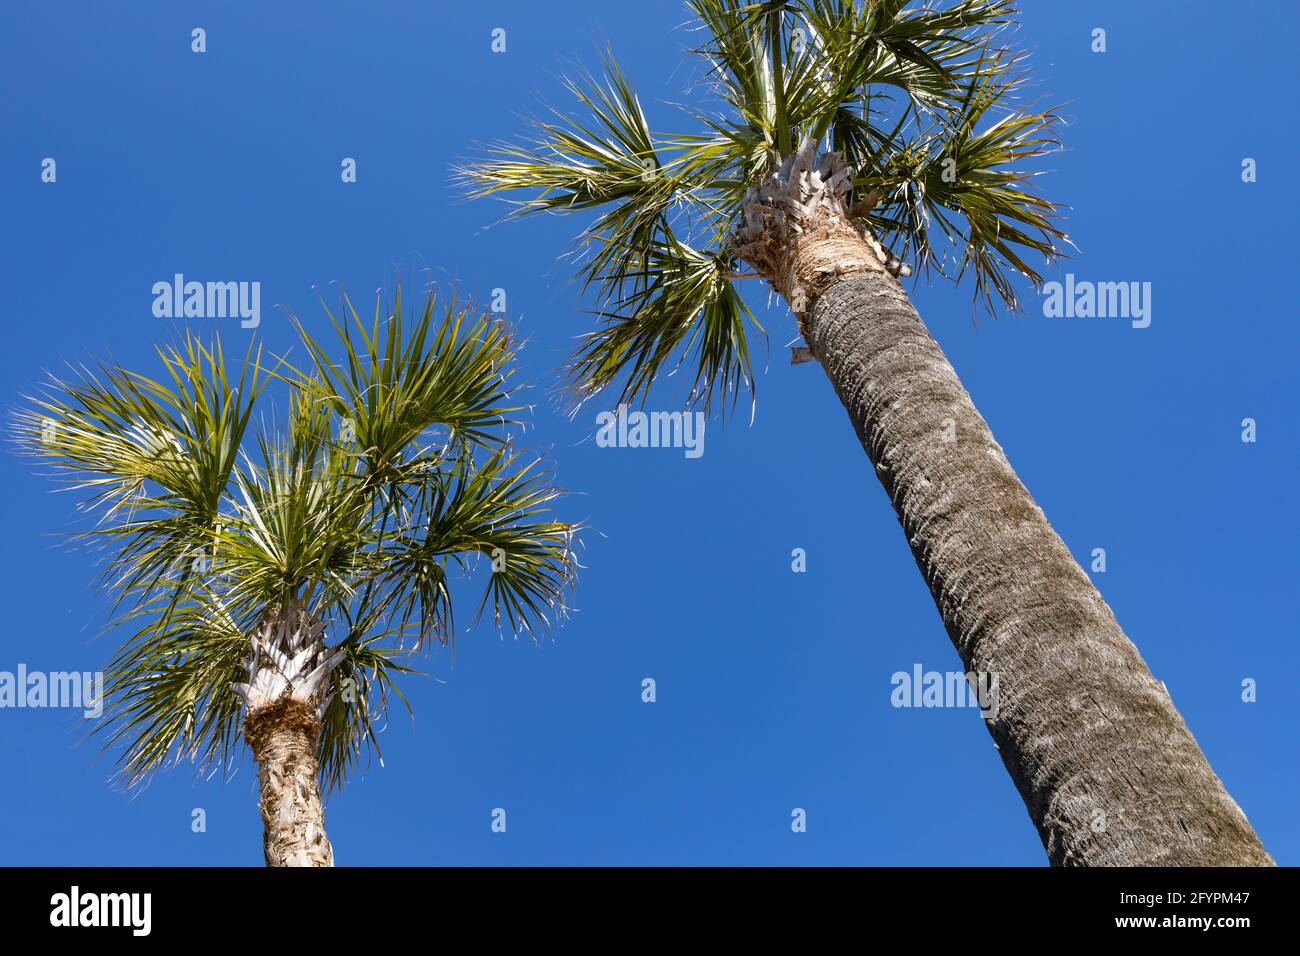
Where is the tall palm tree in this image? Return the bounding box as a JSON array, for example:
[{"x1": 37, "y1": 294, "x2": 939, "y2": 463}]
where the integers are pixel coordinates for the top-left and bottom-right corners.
[
  {"x1": 12, "y1": 288, "x2": 578, "y2": 866},
  {"x1": 461, "y1": 0, "x2": 1272, "y2": 865}
]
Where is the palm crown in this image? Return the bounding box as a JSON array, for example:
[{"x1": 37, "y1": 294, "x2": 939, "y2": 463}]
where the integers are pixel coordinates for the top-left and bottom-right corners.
[
  {"x1": 13, "y1": 288, "x2": 578, "y2": 792},
  {"x1": 461, "y1": 0, "x2": 1065, "y2": 414}
]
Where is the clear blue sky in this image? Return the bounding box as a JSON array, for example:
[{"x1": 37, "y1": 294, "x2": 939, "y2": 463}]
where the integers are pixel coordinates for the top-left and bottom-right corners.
[{"x1": 1, "y1": 0, "x2": 1295, "y2": 866}]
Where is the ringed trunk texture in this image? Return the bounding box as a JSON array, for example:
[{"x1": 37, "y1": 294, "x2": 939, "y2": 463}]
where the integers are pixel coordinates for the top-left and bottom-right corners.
[
  {"x1": 737, "y1": 143, "x2": 1272, "y2": 866},
  {"x1": 245, "y1": 698, "x2": 335, "y2": 867}
]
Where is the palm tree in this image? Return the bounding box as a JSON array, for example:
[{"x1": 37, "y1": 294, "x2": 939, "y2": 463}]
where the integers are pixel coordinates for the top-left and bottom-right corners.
[
  {"x1": 461, "y1": 0, "x2": 1271, "y2": 865},
  {"x1": 12, "y1": 287, "x2": 578, "y2": 866}
]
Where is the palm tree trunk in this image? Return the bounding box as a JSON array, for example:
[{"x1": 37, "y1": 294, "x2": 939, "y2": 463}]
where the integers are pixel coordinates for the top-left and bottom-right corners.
[
  {"x1": 805, "y1": 268, "x2": 1272, "y2": 865},
  {"x1": 738, "y1": 143, "x2": 1273, "y2": 865},
  {"x1": 244, "y1": 698, "x2": 335, "y2": 867}
]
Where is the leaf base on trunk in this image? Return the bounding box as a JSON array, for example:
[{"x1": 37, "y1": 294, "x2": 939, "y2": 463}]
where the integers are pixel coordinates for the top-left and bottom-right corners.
[{"x1": 245, "y1": 697, "x2": 334, "y2": 868}]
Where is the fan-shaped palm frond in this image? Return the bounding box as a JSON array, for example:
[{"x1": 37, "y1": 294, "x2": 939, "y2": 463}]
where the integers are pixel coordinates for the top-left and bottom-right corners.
[
  {"x1": 12, "y1": 288, "x2": 580, "y2": 792},
  {"x1": 460, "y1": 0, "x2": 1065, "y2": 409}
]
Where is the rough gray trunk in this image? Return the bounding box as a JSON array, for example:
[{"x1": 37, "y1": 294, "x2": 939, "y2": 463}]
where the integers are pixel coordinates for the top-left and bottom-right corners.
[
  {"x1": 245, "y1": 698, "x2": 335, "y2": 867},
  {"x1": 807, "y1": 271, "x2": 1272, "y2": 865},
  {"x1": 736, "y1": 142, "x2": 1273, "y2": 866}
]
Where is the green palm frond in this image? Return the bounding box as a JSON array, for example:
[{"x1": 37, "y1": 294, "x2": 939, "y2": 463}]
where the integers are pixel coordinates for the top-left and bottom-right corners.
[
  {"x1": 463, "y1": 0, "x2": 1066, "y2": 409},
  {"x1": 286, "y1": 285, "x2": 522, "y2": 466},
  {"x1": 12, "y1": 288, "x2": 580, "y2": 792},
  {"x1": 318, "y1": 631, "x2": 417, "y2": 795},
  {"x1": 806, "y1": 0, "x2": 1018, "y2": 104},
  {"x1": 855, "y1": 50, "x2": 1066, "y2": 309},
  {"x1": 569, "y1": 230, "x2": 759, "y2": 414},
  {"x1": 12, "y1": 336, "x2": 266, "y2": 656},
  {"x1": 459, "y1": 51, "x2": 695, "y2": 309},
  {"x1": 464, "y1": 51, "x2": 667, "y2": 214},
  {"x1": 101, "y1": 587, "x2": 248, "y2": 790}
]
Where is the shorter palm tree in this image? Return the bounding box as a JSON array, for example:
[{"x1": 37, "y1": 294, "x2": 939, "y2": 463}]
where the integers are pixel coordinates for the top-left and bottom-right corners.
[{"x1": 12, "y1": 287, "x2": 579, "y2": 866}]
